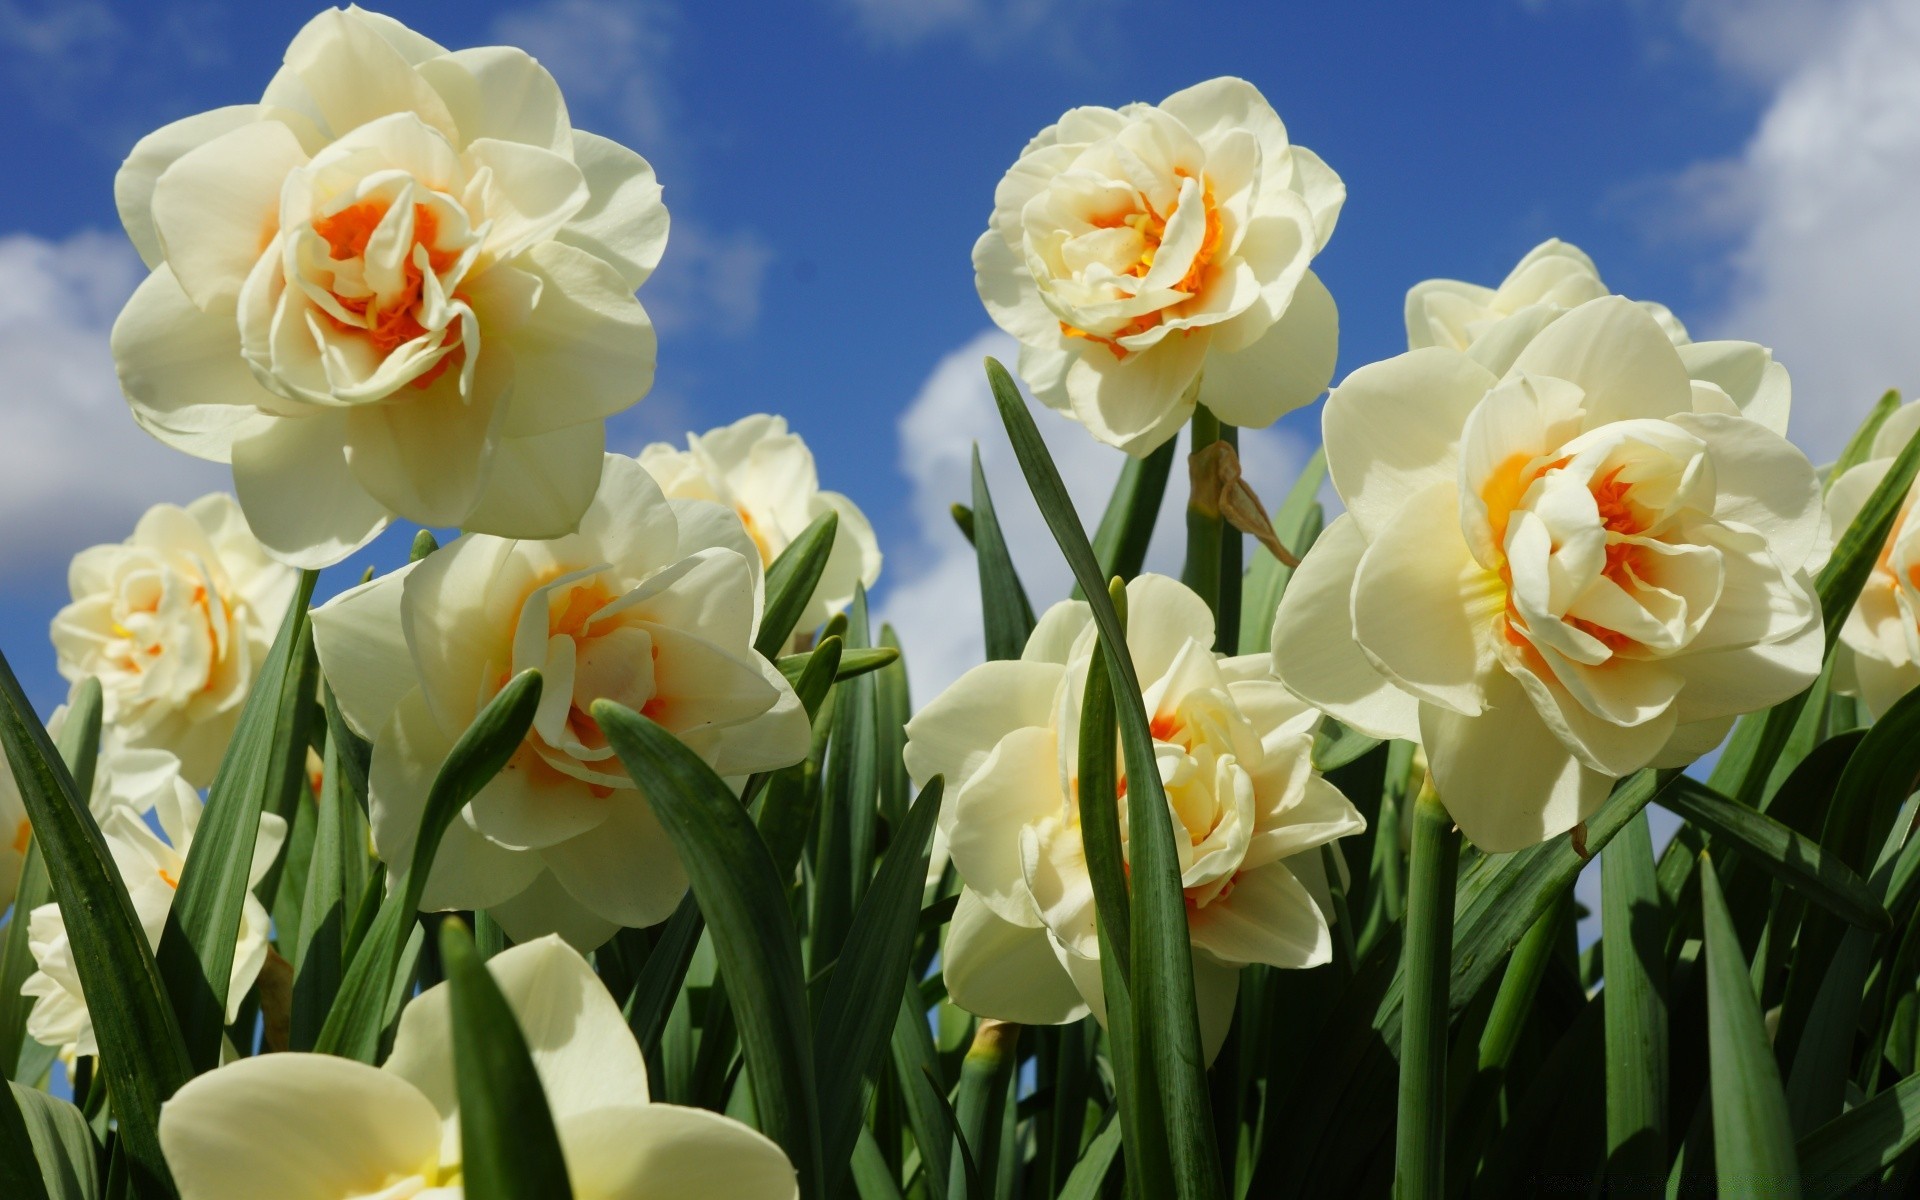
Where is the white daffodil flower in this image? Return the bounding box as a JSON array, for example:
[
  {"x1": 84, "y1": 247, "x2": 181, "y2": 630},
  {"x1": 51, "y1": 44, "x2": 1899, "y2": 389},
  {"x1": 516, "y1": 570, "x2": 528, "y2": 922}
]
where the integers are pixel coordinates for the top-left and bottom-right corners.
[
  {"x1": 1274, "y1": 296, "x2": 1824, "y2": 852},
  {"x1": 22, "y1": 754, "x2": 285, "y2": 1061},
  {"x1": 1833, "y1": 401, "x2": 1920, "y2": 716},
  {"x1": 157, "y1": 937, "x2": 797, "y2": 1200},
  {"x1": 111, "y1": 6, "x2": 668, "y2": 568},
  {"x1": 1404, "y1": 238, "x2": 1692, "y2": 362},
  {"x1": 974, "y1": 77, "x2": 1342, "y2": 456},
  {"x1": 639, "y1": 414, "x2": 882, "y2": 646},
  {"x1": 49, "y1": 493, "x2": 296, "y2": 786},
  {"x1": 905, "y1": 574, "x2": 1364, "y2": 1059},
  {"x1": 311, "y1": 455, "x2": 810, "y2": 949}
]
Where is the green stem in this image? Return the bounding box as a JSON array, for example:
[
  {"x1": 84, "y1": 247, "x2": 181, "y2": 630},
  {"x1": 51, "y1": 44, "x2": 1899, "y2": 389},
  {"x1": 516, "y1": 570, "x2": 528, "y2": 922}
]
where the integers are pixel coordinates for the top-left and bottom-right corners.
[
  {"x1": 1395, "y1": 787, "x2": 1460, "y2": 1200},
  {"x1": 948, "y1": 1020, "x2": 1020, "y2": 1200},
  {"x1": 1182, "y1": 404, "x2": 1225, "y2": 634}
]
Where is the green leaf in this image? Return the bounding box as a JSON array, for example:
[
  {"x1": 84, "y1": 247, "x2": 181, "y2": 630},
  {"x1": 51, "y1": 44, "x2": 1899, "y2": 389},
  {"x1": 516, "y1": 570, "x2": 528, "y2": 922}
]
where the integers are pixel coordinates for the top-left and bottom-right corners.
[
  {"x1": 0, "y1": 650, "x2": 188, "y2": 1199},
  {"x1": 1661, "y1": 776, "x2": 1888, "y2": 932},
  {"x1": 0, "y1": 679, "x2": 100, "y2": 1078},
  {"x1": 985, "y1": 356, "x2": 1223, "y2": 1198},
  {"x1": 1079, "y1": 435, "x2": 1176, "y2": 597},
  {"x1": 874, "y1": 624, "x2": 912, "y2": 829},
  {"x1": 314, "y1": 670, "x2": 543, "y2": 1063},
  {"x1": 850, "y1": 1125, "x2": 905, "y2": 1200},
  {"x1": 623, "y1": 894, "x2": 702, "y2": 1065},
  {"x1": 891, "y1": 991, "x2": 953, "y2": 1200},
  {"x1": 320, "y1": 684, "x2": 371, "y2": 817},
  {"x1": 1237, "y1": 447, "x2": 1325, "y2": 655},
  {"x1": 408, "y1": 528, "x2": 439, "y2": 562},
  {"x1": 813, "y1": 592, "x2": 877, "y2": 969},
  {"x1": 1394, "y1": 786, "x2": 1459, "y2": 1200},
  {"x1": 157, "y1": 569, "x2": 318, "y2": 1072},
  {"x1": 1796, "y1": 1070, "x2": 1920, "y2": 1190},
  {"x1": 1827, "y1": 388, "x2": 1901, "y2": 489},
  {"x1": 291, "y1": 727, "x2": 368, "y2": 1051},
  {"x1": 5, "y1": 1083, "x2": 98, "y2": 1200},
  {"x1": 1700, "y1": 856, "x2": 1801, "y2": 1198},
  {"x1": 439, "y1": 919, "x2": 573, "y2": 1200},
  {"x1": 1600, "y1": 808, "x2": 1667, "y2": 1182},
  {"x1": 970, "y1": 442, "x2": 1036, "y2": 661},
  {"x1": 947, "y1": 1021, "x2": 1018, "y2": 1200},
  {"x1": 593, "y1": 701, "x2": 825, "y2": 1199},
  {"x1": 814, "y1": 778, "x2": 943, "y2": 1190},
  {"x1": 1310, "y1": 721, "x2": 1380, "y2": 773},
  {"x1": 776, "y1": 645, "x2": 898, "y2": 687},
  {"x1": 757, "y1": 509, "x2": 839, "y2": 659},
  {"x1": 1055, "y1": 1111, "x2": 1123, "y2": 1200}
]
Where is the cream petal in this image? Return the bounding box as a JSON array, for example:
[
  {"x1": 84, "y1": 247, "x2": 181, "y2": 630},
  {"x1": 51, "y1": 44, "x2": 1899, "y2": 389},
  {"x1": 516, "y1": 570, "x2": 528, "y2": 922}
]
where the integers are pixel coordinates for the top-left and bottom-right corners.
[
  {"x1": 1852, "y1": 650, "x2": 1920, "y2": 719},
  {"x1": 276, "y1": 8, "x2": 457, "y2": 142},
  {"x1": 461, "y1": 422, "x2": 608, "y2": 541},
  {"x1": 1667, "y1": 412, "x2": 1823, "y2": 573},
  {"x1": 1670, "y1": 615, "x2": 1824, "y2": 725},
  {"x1": 110, "y1": 266, "x2": 282, "y2": 463},
  {"x1": 1062, "y1": 331, "x2": 1209, "y2": 458},
  {"x1": 1288, "y1": 146, "x2": 1345, "y2": 251},
  {"x1": 1242, "y1": 774, "x2": 1367, "y2": 870},
  {"x1": 1322, "y1": 348, "x2": 1494, "y2": 539},
  {"x1": 1351, "y1": 481, "x2": 1501, "y2": 716},
  {"x1": 540, "y1": 789, "x2": 689, "y2": 928},
  {"x1": 344, "y1": 365, "x2": 507, "y2": 529},
  {"x1": 1502, "y1": 647, "x2": 1678, "y2": 777},
  {"x1": 943, "y1": 888, "x2": 1090, "y2": 1026},
  {"x1": 1873, "y1": 402, "x2": 1920, "y2": 460},
  {"x1": 400, "y1": 534, "x2": 523, "y2": 732},
  {"x1": 1678, "y1": 340, "x2": 1790, "y2": 436},
  {"x1": 561, "y1": 1103, "x2": 798, "y2": 1200},
  {"x1": 487, "y1": 868, "x2": 620, "y2": 951},
  {"x1": 1198, "y1": 269, "x2": 1337, "y2": 428},
  {"x1": 555, "y1": 130, "x2": 670, "y2": 289},
  {"x1": 311, "y1": 565, "x2": 417, "y2": 740},
  {"x1": 1193, "y1": 951, "x2": 1243, "y2": 1064},
  {"x1": 974, "y1": 230, "x2": 1066, "y2": 346},
  {"x1": 1270, "y1": 515, "x2": 1421, "y2": 741},
  {"x1": 1024, "y1": 599, "x2": 1094, "y2": 666},
  {"x1": 1509, "y1": 297, "x2": 1693, "y2": 425},
  {"x1": 150, "y1": 121, "x2": 308, "y2": 313},
  {"x1": 463, "y1": 137, "x2": 589, "y2": 261},
  {"x1": 387, "y1": 935, "x2": 650, "y2": 1137},
  {"x1": 572, "y1": 454, "x2": 682, "y2": 566},
  {"x1": 1651, "y1": 715, "x2": 1735, "y2": 769},
  {"x1": 116, "y1": 105, "x2": 263, "y2": 269},
  {"x1": 1213, "y1": 197, "x2": 1316, "y2": 353},
  {"x1": 493, "y1": 240, "x2": 656, "y2": 439},
  {"x1": 1403, "y1": 278, "x2": 1494, "y2": 352},
  {"x1": 902, "y1": 660, "x2": 1064, "y2": 799},
  {"x1": 676, "y1": 653, "x2": 812, "y2": 779},
  {"x1": 1420, "y1": 681, "x2": 1610, "y2": 854},
  {"x1": 159, "y1": 1054, "x2": 442, "y2": 1200},
  {"x1": 417, "y1": 45, "x2": 571, "y2": 152},
  {"x1": 1187, "y1": 861, "x2": 1330, "y2": 968},
  {"x1": 948, "y1": 726, "x2": 1063, "y2": 928},
  {"x1": 467, "y1": 745, "x2": 616, "y2": 852},
  {"x1": 1124, "y1": 573, "x2": 1218, "y2": 688},
  {"x1": 1020, "y1": 818, "x2": 1098, "y2": 959},
  {"x1": 230, "y1": 412, "x2": 391, "y2": 569}
]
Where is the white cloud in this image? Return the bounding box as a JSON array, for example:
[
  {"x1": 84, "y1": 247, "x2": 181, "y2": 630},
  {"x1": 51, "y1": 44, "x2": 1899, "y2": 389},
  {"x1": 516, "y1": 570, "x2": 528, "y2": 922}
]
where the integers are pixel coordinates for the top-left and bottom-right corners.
[
  {"x1": 1667, "y1": 0, "x2": 1920, "y2": 460},
  {"x1": 875, "y1": 330, "x2": 1313, "y2": 707},
  {"x1": 0, "y1": 231, "x2": 226, "y2": 576},
  {"x1": 646, "y1": 224, "x2": 774, "y2": 337}
]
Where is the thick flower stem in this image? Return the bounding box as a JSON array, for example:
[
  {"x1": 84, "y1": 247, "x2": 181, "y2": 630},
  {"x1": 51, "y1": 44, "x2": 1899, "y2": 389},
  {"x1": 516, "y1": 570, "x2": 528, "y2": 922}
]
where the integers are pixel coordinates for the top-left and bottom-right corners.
[
  {"x1": 1396, "y1": 786, "x2": 1460, "y2": 1200},
  {"x1": 948, "y1": 1019, "x2": 1022, "y2": 1199},
  {"x1": 1181, "y1": 403, "x2": 1241, "y2": 651}
]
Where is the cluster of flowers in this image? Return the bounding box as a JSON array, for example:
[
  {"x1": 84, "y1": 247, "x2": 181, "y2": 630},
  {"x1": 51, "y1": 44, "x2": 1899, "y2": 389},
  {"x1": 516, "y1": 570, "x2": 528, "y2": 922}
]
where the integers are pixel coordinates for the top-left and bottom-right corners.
[{"x1": 4, "y1": 5, "x2": 1914, "y2": 1197}]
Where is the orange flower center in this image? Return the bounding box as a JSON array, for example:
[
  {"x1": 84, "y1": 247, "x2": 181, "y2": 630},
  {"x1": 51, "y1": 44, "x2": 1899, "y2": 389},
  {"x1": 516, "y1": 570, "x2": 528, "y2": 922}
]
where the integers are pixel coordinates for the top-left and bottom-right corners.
[
  {"x1": 311, "y1": 200, "x2": 465, "y2": 389},
  {"x1": 10, "y1": 819, "x2": 29, "y2": 856},
  {"x1": 1059, "y1": 169, "x2": 1223, "y2": 362}
]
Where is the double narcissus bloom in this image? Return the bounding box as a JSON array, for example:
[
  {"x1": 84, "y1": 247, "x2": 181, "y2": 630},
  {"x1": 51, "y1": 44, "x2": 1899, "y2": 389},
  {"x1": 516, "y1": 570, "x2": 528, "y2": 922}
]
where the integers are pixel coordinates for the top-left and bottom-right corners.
[
  {"x1": 157, "y1": 936, "x2": 798, "y2": 1200},
  {"x1": 639, "y1": 414, "x2": 882, "y2": 645},
  {"x1": 974, "y1": 77, "x2": 1342, "y2": 456},
  {"x1": 50, "y1": 494, "x2": 296, "y2": 786},
  {"x1": 311, "y1": 454, "x2": 809, "y2": 949},
  {"x1": 1834, "y1": 401, "x2": 1920, "y2": 716},
  {"x1": 23, "y1": 752, "x2": 284, "y2": 1060},
  {"x1": 1405, "y1": 239, "x2": 1691, "y2": 363},
  {"x1": 1274, "y1": 296, "x2": 1825, "y2": 852},
  {"x1": 110, "y1": 6, "x2": 666, "y2": 568},
  {"x1": 905, "y1": 574, "x2": 1364, "y2": 1057}
]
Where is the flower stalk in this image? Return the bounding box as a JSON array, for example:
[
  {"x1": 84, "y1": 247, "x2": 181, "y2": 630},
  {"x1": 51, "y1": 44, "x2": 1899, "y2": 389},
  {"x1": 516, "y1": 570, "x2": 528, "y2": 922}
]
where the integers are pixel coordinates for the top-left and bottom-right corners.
[{"x1": 1395, "y1": 784, "x2": 1460, "y2": 1200}]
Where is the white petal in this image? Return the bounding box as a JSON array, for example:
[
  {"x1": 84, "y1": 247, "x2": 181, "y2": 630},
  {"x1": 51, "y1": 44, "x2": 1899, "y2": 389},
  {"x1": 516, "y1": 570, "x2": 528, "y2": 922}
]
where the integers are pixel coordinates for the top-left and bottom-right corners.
[
  {"x1": 117, "y1": 105, "x2": 262, "y2": 269},
  {"x1": 1420, "y1": 680, "x2": 1610, "y2": 854},
  {"x1": 344, "y1": 363, "x2": 507, "y2": 529},
  {"x1": 541, "y1": 788, "x2": 689, "y2": 927},
  {"x1": 1123, "y1": 573, "x2": 1217, "y2": 688},
  {"x1": 275, "y1": 8, "x2": 457, "y2": 142},
  {"x1": 160, "y1": 1054, "x2": 441, "y2": 1200},
  {"x1": 1323, "y1": 348, "x2": 1494, "y2": 539},
  {"x1": 149, "y1": 121, "x2": 307, "y2": 312},
  {"x1": 1509, "y1": 296, "x2": 1693, "y2": 425},
  {"x1": 1063, "y1": 332, "x2": 1209, "y2": 458},
  {"x1": 310, "y1": 564, "x2": 417, "y2": 741},
  {"x1": 948, "y1": 726, "x2": 1063, "y2": 928},
  {"x1": 561, "y1": 1103, "x2": 798, "y2": 1200},
  {"x1": 943, "y1": 888, "x2": 1090, "y2": 1025},
  {"x1": 1351, "y1": 481, "x2": 1500, "y2": 716},
  {"x1": 1199, "y1": 269, "x2": 1337, "y2": 428},
  {"x1": 1671, "y1": 614, "x2": 1824, "y2": 725},
  {"x1": 462, "y1": 423, "x2": 608, "y2": 540},
  {"x1": 1679, "y1": 340, "x2": 1790, "y2": 436},
  {"x1": 417, "y1": 45, "x2": 571, "y2": 153},
  {"x1": 494, "y1": 239, "x2": 656, "y2": 439},
  {"x1": 903, "y1": 660, "x2": 1064, "y2": 798},
  {"x1": 110, "y1": 266, "x2": 281, "y2": 463},
  {"x1": 1188, "y1": 861, "x2": 1330, "y2": 968},
  {"x1": 1270, "y1": 515, "x2": 1421, "y2": 741},
  {"x1": 555, "y1": 130, "x2": 670, "y2": 289},
  {"x1": 231, "y1": 412, "x2": 390, "y2": 568},
  {"x1": 487, "y1": 867, "x2": 621, "y2": 951},
  {"x1": 463, "y1": 137, "x2": 589, "y2": 260},
  {"x1": 1668, "y1": 411, "x2": 1823, "y2": 573}
]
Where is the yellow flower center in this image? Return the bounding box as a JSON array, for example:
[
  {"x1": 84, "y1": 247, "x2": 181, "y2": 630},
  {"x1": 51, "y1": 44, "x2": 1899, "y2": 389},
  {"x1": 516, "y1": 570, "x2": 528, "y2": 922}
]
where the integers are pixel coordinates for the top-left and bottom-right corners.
[{"x1": 1059, "y1": 169, "x2": 1223, "y2": 362}]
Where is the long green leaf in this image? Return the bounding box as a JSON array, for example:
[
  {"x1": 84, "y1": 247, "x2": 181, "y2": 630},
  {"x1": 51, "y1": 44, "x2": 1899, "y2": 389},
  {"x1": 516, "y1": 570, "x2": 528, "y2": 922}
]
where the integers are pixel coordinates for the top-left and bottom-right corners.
[
  {"x1": 1796, "y1": 1071, "x2": 1920, "y2": 1189},
  {"x1": 440, "y1": 919, "x2": 572, "y2": 1199},
  {"x1": 874, "y1": 624, "x2": 912, "y2": 830},
  {"x1": 970, "y1": 443, "x2": 1036, "y2": 661},
  {"x1": 986, "y1": 356, "x2": 1223, "y2": 1198},
  {"x1": 1395, "y1": 787, "x2": 1459, "y2": 1200},
  {"x1": 157, "y1": 570, "x2": 317, "y2": 1071},
  {"x1": 776, "y1": 645, "x2": 897, "y2": 687},
  {"x1": 1826, "y1": 388, "x2": 1901, "y2": 489},
  {"x1": 0, "y1": 679, "x2": 100, "y2": 1078},
  {"x1": 757, "y1": 509, "x2": 839, "y2": 659},
  {"x1": 1056, "y1": 1111, "x2": 1123, "y2": 1200},
  {"x1": 314, "y1": 670, "x2": 542, "y2": 1062},
  {"x1": 892, "y1": 989, "x2": 953, "y2": 1200},
  {"x1": 814, "y1": 778, "x2": 943, "y2": 1188},
  {"x1": 1601, "y1": 808, "x2": 1667, "y2": 1182},
  {"x1": 0, "y1": 651, "x2": 187, "y2": 1199},
  {"x1": 291, "y1": 727, "x2": 366, "y2": 1052},
  {"x1": 5, "y1": 1083, "x2": 97, "y2": 1200},
  {"x1": 594, "y1": 701, "x2": 825, "y2": 1199},
  {"x1": 0, "y1": 1075, "x2": 53, "y2": 1200},
  {"x1": 1078, "y1": 435, "x2": 1176, "y2": 598},
  {"x1": 1700, "y1": 857, "x2": 1801, "y2": 1199},
  {"x1": 1662, "y1": 776, "x2": 1887, "y2": 932}
]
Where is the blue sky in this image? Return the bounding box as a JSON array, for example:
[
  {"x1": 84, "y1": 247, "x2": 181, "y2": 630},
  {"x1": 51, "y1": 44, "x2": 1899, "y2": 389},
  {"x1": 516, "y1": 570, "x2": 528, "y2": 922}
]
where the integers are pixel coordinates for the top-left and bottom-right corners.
[{"x1": 3, "y1": 0, "x2": 1917, "y2": 717}]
